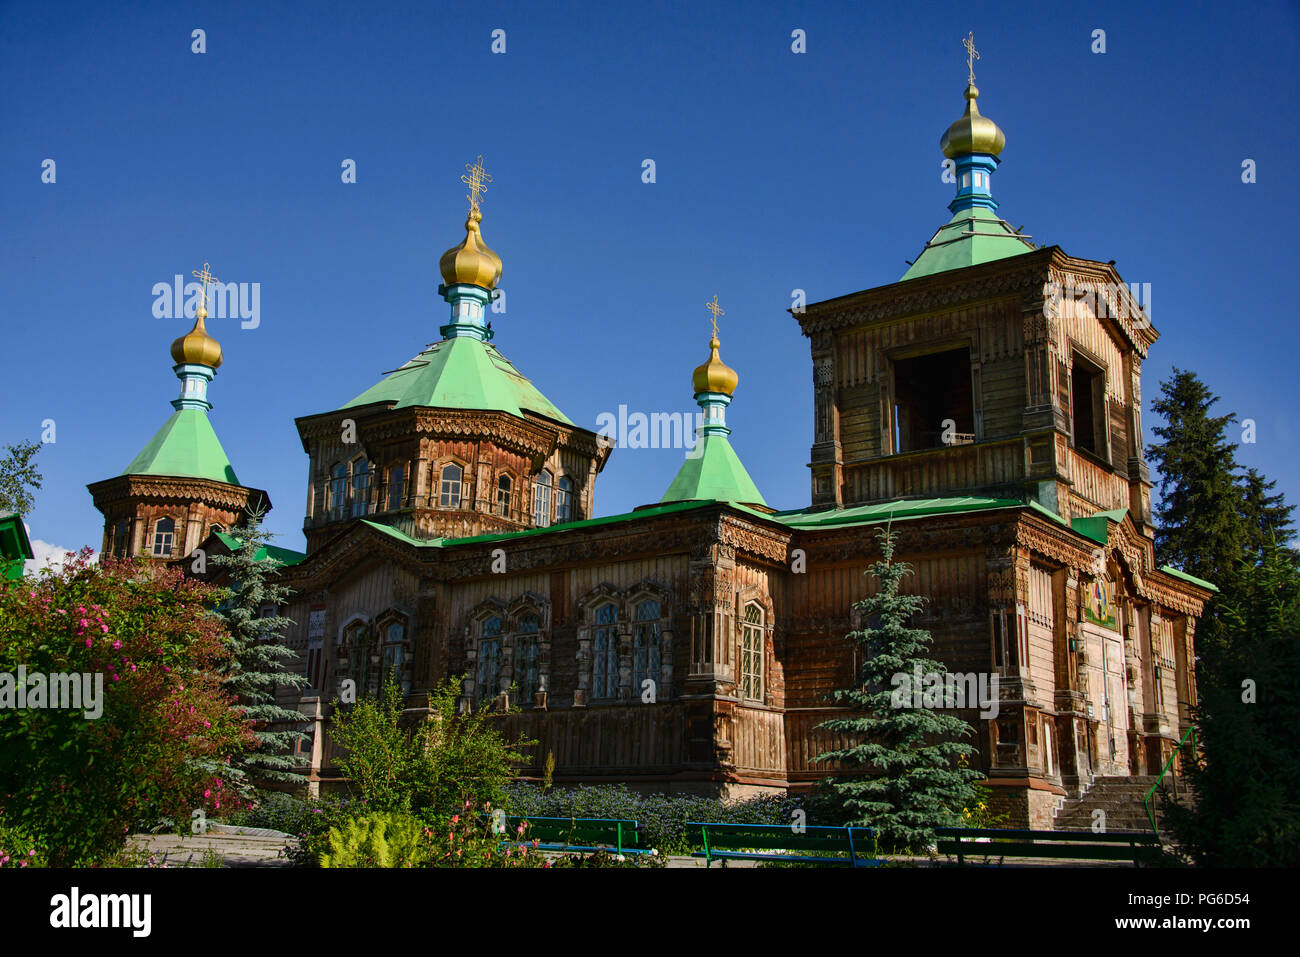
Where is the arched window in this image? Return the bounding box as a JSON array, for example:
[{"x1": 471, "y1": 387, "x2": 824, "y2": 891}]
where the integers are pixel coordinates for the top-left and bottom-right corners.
[
  {"x1": 533, "y1": 470, "x2": 553, "y2": 527},
  {"x1": 152, "y1": 517, "x2": 175, "y2": 557},
  {"x1": 440, "y1": 463, "x2": 463, "y2": 509},
  {"x1": 512, "y1": 612, "x2": 540, "y2": 702},
  {"x1": 379, "y1": 620, "x2": 406, "y2": 692},
  {"x1": 330, "y1": 464, "x2": 348, "y2": 520},
  {"x1": 476, "y1": 615, "x2": 503, "y2": 705},
  {"x1": 556, "y1": 476, "x2": 573, "y2": 523},
  {"x1": 388, "y1": 465, "x2": 405, "y2": 511},
  {"x1": 740, "y1": 602, "x2": 764, "y2": 701},
  {"x1": 343, "y1": 620, "x2": 371, "y2": 698},
  {"x1": 591, "y1": 603, "x2": 618, "y2": 699},
  {"x1": 632, "y1": 599, "x2": 662, "y2": 697},
  {"x1": 208, "y1": 523, "x2": 225, "y2": 537},
  {"x1": 351, "y1": 459, "x2": 370, "y2": 517},
  {"x1": 496, "y1": 474, "x2": 512, "y2": 517}
]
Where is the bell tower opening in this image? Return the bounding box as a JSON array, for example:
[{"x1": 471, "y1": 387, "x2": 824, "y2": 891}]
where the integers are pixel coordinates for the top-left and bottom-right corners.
[{"x1": 892, "y1": 347, "x2": 975, "y2": 453}]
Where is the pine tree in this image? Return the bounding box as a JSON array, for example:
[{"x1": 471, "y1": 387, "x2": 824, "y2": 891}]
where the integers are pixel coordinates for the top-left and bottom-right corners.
[
  {"x1": 815, "y1": 528, "x2": 983, "y2": 850},
  {"x1": 209, "y1": 508, "x2": 309, "y2": 794}
]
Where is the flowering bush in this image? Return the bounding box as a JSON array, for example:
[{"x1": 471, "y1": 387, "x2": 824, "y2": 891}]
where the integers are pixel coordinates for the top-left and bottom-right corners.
[
  {"x1": 0, "y1": 819, "x2": 44, "y2": 867},
  {"x1": 0, "y1": 552, "x2": 253, "y2": 865}
]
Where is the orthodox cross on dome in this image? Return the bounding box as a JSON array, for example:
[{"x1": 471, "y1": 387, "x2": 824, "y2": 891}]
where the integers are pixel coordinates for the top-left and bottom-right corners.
[
  {"x1": 461, "y1": 155, "x2": 492, "y2": 212},
  {"x1": 962, "y1": 31, "x2": 979, "y2": 85},
  {"x1": 191, "y1": 261, "x2": 219, "y2": 317},
  {"x1": 705, "y1": 294, "x2": 725, "y2": 339}
]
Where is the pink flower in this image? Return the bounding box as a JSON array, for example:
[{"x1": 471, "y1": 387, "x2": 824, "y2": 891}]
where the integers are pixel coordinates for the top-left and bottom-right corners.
[
  {"x1": 204, "y1": 789, "x2": 211, "y2": 798},
  {"x1": 85, "y1": 639, "x2": 92, "y2": 648}
]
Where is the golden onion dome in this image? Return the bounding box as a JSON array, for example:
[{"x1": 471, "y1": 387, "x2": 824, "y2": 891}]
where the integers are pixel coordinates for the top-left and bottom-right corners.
[
  {"x1": 439, "y1": 206, "x2": 502, "y2": 290},
  {"x1": 170, "y1": 306, "x2": 223, "y2": 368},
  {"x1": 692, "y1": 336, "x2": 738, "y2": 396},
  {"x1": 940, "y1": 84, "x2": 1006, "y2": 158}
]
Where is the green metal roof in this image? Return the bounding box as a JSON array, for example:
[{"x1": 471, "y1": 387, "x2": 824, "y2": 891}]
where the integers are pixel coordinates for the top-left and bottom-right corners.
[
  {"x1": 122, "y1": 408, "x2": 240, "y2": 485},
  {"x1": 359, "y1": 500, "x2": 714, "y2": 548},
  {"x1": 1158, "y1": 564, "x2": 1218, "y2": 593},
  {"x1": 768, "y1": 495, "x2": 1022, "y2": 528},
  {"x1": 900, "y1": 207, "x2": 1036, "y2": 281},
  {"x1": 340, "y1": 336, "x2": 573, "y2": 425},
  {"x1": 660, "y1": 435, "x2": 766, "y2": 508},
  {"x1": 213, "y1": 531, "x2": 306, "y2": 566},
  {"x1": 0, "y1": 512, "x2": 34, "y2": 581}
]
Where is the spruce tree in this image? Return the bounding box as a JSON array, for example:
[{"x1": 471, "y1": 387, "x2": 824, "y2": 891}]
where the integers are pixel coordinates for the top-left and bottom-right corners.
[
  {"x1": 1240, "y1": 467, "x2": 1295, "y2": 558},
  {"x1": 209, "y1": 508, "x2": 308, "y2": 794},
  {"x1": 815, "y1": 528, "x2": 983, "y2": 850},
  {"x1": 1147, "y1": 368, "x2": 1246, "y2": 590},
  {"x1": 1166, "y1": 536, "x2": 1300, "y2": 865}
]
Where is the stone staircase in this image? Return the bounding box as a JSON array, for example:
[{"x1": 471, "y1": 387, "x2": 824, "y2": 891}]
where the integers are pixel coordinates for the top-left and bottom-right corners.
[{"x1": 1052, "y1": 775, "x2": 1167, "y2": 832}]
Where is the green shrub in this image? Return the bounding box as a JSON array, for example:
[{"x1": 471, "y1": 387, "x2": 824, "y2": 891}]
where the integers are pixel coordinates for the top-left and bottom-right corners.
[
  {"x1": 319, "y1": 812, "x2": 428, "y2": 868},
  {"x1": 328, "y1": 676, "x2": 533, "y2": 818}
]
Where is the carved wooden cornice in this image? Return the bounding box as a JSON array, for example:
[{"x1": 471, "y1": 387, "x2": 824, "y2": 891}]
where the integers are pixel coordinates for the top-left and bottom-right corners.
[
  {"x1": 87, "y1": 474, "x2": 268, "y2": 513},
  {"x1": 794, "y1": 250, "x2": 1054, "y2": 336}
]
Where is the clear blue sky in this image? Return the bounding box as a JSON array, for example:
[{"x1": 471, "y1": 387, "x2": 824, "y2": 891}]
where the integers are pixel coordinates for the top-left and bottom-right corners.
[{"x1": 3, "y1": 0, "x2": 1297, "y2": 556}]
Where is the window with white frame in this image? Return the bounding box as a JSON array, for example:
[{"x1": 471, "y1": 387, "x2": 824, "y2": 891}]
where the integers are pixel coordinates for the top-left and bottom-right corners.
[
  {"x1": 440, "y1": 463, "x2": 463, "y2": 508},
  {"x1": 152, "y1": 517, "x2": 175, "y2": 557},
  {"x1": 591, "y1": 602, "x2": 618, "y2": 699},
  {"x1": 476, "y1": 615, "x2": 503, "y2": 705},
  {"x1": 632, "y1": 599, "x2": 662, "y2": 697},
  {"x1": 329, "y1": 463, "x2": 348, "y2": 520},
  {"x1": 512, "y1": 612, "x2": 540, "y2": 702},
  {"x1": 388, "y1": 464, "x2": 404, "y2": 511},
  {"x1": 555, "y1": 476, "x2": 573, "y2": 523},
  {"x1": 379, "y1": 620, "x2": 406, "y2": 692},
  {"x1": 496, "y1": 474, "x2": 512, "y2": 516},
  {"x1": 351, "y1": 459, "x2": 370, "y2": 517},
  {"x1": 533, "y1": 470, "x2": 552, "y2": 527},
  {"x1": 740, "y1": 602, "x2": 764, "y2": 701},
  {"x1": 343, "y1": 620, "x2": 370, "y2": 698}
]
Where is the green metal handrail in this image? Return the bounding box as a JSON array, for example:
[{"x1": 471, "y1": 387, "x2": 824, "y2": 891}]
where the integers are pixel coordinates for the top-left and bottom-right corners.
[{"x1": 1144, "y1": 724, "x2": 1197, "y2": 836}]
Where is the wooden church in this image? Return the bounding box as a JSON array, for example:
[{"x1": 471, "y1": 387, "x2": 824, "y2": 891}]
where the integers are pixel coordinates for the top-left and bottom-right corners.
[{"x1": 89, "y1": 57, "x2": 1212, "y2": 828}]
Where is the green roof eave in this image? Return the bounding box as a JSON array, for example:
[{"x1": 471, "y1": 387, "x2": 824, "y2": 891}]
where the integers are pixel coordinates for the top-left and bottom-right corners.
[
  {"x1": 660, "y1": 435, "x2": 766, "y2": 508},
  {"x1": 122, "y1": 409, "x2": 241, "y2": 485},
  {"x1": 1069, "y1": 508, "x2": 1128, "y2": 545},
  {"x1": 340, "y1": 336, "x2": 573, "y2": 425},
  {"x1": 768, "y1": 496, "x2": 1023, "y2": 529},
  {"x1": 900, "y1": 208, "x2": 1036, "y2": 282},
  {"x1": 1158, "y1": 565, "x2": 1218, "y2": 593},
  {"x1": 0, "y1": 512, "x2": 34, "y2": 580},
  {"x1": 359, "y1": 500, "x2": 718, "y2": 549},
  {"x1": 213, "y1": 531, "x2": 306, "y2": 566}
]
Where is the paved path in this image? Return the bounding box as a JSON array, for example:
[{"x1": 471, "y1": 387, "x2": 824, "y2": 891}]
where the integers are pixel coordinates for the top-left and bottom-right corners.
[
  {"x1": 125, "y1": 829, "x2": 1139, "y2": 868},
  {"x1": 127, "y1": 824, "x2": 295, "y2": 867}
]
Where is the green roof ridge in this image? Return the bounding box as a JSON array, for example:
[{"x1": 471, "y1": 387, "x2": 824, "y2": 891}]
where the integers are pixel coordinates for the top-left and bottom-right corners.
[
  {"x1": 122, "y1": 408, "x2": 240, "y2": 485},
  {"x1": 660, "y1": 435, "x2": 766, "y2": 507},
  {"x1": 341, "y1": 336, "x2": 573, "y2": 425},
  {"x1": 901, "y1": 207, "x2": 1035, "y2": 281}
]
